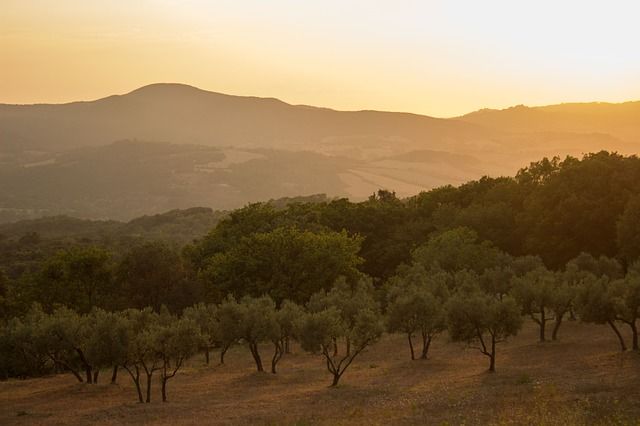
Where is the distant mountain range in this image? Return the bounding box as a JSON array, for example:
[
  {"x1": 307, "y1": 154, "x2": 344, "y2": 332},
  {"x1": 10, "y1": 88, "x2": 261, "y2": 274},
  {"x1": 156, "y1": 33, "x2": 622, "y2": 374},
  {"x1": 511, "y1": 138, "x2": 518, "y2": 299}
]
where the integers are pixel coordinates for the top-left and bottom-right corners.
[{"x1": 0, "y1": 83, "x2": 638, "y2": 222}]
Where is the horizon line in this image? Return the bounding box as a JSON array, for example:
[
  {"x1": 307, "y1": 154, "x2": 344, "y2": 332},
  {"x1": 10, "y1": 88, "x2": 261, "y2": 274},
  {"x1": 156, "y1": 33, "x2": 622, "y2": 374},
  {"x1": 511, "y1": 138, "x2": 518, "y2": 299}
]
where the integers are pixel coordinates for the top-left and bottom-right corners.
[{"x1": 1, "y1": 82, "x2": 639, "y2": 120}]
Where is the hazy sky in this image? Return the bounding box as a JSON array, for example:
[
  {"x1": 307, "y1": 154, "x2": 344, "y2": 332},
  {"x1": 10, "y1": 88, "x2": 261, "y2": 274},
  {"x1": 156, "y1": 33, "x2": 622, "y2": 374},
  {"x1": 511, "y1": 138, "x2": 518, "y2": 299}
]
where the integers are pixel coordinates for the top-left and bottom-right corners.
[{"x1": 1, "y1": 0, "x2": 639, "y2": 117}]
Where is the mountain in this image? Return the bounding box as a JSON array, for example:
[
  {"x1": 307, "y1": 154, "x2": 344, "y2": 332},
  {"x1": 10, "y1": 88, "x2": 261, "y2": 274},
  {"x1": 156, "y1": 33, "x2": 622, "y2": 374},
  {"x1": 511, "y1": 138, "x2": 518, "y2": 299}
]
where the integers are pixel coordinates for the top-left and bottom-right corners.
[
  {"x1": 0, "y1": 83, "x2": 487, "y2": 157},
  {"x1": 458, "y1": 102, "x2": 640, "y2": 142},
  {"x1": 0, "y1": 84, "x2": 638, "y2": 222}
]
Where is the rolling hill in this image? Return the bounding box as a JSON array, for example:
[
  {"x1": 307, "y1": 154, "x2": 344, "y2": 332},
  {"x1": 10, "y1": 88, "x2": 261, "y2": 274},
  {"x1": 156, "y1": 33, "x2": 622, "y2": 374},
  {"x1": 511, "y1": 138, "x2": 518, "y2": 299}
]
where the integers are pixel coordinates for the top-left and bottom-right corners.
[{"x1": 0, "y1": 84, "x2": 638, "y2": 222}]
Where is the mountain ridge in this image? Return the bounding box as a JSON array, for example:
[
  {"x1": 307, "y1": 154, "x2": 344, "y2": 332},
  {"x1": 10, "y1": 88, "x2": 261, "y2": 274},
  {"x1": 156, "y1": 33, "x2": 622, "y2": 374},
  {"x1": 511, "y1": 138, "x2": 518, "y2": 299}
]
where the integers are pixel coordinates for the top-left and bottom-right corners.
[
  {"x1": 0, "y1": 83, "x2": 638, "y2": 223},
  {"x1": 2, "y1": 82, "x2": 638, "y2": 119}
]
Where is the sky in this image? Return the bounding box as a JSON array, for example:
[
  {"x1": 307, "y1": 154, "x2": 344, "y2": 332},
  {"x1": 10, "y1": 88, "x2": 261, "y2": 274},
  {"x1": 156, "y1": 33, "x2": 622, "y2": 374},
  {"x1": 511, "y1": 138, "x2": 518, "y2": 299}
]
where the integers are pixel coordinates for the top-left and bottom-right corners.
[{"x1": 1, "y1": 0, "x2": 639, "y2": 117}]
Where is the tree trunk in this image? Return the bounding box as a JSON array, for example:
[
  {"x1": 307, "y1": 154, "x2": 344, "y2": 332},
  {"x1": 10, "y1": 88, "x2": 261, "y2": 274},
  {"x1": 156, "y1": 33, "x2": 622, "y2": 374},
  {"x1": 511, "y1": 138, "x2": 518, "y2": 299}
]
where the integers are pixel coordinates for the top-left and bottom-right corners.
[
  {"x1": 145, "y1": 373, "x2": 153, "y2": 403},
  {"x1": 285, "y1": 337, "x2": 291, "y2": 354},
  {"x1": 205, "y1": 347, "x2": 210, "y2": 365},
  {"x1": 539, "y1": 309, "x2": 546, "y2": 342},
  {"x1": 220, "y1": 345, "x2": 229, "y2": 365},
  {"x1": 271, "y1": 342, "x2": 283, "y2": 374},
  {"x1": 62, "y1": 363, "x2": 83, "y2": 383},
  {"x1": 111, "y1": 366, "x2": 118, "y2": 384},
  {"x1": 488, "y1": 336, "x2": 496, "y2": 372},
  {"x1": 93, "y1": 369, "x2": 99, "y2": 384},
  {"x1": 420, "y1": 334, "x2": 432, "y2": 359},
  {"x1": 629, "y1": 321, "x2": 638, "y2": 351},
  {"x1": 250, "y1": 343, "x2": 264, "y2": 372},
  {"x1": 331, "y1": 372, "x2": 341, "y2": 387},
  {"x1": 332, "y1": 338, "x2": 338, "y2": 357},
  {"x1": 75, "y1": 348, "x2": 93, "y2": 384},
  {"x1": 608, "y1": 320, "x2": 627, "y2": 351},
  {"x1": 552, "y1": 314, "x2": 563, "y2": 341},
  {"x1": 346, "y1": 338, "x2": 351, "y2": 357},
  {"x1": 133, "y1": 379, "x2": 143, "y2": 403},
  {"x1": 124, "y1": 366, "x2": 143, "y2": 403},
  {"x1": 161, "y1": 378, "x2": 168, "y2": 402},
  {"x1": 407, "y1": 333, "x2": 415, "y2": 360},
  {"x1": 71, "y1": 368, "x2": 84, "y2": 383}
]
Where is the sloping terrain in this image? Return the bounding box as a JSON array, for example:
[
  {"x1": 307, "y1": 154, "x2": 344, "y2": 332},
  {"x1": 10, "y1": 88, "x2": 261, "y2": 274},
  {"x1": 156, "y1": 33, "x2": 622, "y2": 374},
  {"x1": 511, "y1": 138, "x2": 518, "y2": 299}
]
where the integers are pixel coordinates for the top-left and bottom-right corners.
[
  {"x1": 1, "y1": 322, "x2": 638, "y2": 425},
  {"x1": 0, "y1": 84, "x2": 638, "y2": 222},
  {"x1": 0, "y1": 83, "x2": 486, "y2": 155}
]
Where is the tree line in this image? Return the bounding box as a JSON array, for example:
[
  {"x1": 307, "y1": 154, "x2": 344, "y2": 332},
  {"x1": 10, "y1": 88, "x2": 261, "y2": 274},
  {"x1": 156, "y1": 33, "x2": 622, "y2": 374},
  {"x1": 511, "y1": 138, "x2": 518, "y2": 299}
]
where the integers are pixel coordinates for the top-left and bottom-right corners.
[
  {"x1": 2, "y1": 236, "x2": 638, "y2": 400},
  {"x1": 1, "y1": 151, "x2": 639, "y2": 397}
]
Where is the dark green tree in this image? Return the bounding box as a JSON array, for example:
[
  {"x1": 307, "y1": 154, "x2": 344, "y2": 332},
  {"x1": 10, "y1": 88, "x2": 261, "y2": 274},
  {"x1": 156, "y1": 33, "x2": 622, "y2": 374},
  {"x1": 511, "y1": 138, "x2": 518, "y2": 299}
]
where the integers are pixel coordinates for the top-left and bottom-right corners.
[
  {"x1": 447, "y1": 286, "x2": 523, "y2": 372},
  {"x1": 202, "y1": 227, "x2": 363, "y2": 304}
]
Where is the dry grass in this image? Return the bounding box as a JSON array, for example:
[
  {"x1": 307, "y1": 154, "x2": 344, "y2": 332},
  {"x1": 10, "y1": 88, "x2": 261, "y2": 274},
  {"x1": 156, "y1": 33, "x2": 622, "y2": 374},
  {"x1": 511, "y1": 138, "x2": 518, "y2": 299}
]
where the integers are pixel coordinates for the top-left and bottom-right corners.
[{"x1": 1, "y1": 321, "x2": 639, "y2": 425}]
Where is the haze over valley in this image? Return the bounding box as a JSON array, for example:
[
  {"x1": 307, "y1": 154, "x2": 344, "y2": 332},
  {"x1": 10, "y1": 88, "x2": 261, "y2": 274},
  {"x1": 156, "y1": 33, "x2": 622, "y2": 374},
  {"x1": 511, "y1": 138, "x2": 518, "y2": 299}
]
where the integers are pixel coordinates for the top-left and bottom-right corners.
[{"x1": 1, "y1": 83, "x2": 638, "y2": 222}]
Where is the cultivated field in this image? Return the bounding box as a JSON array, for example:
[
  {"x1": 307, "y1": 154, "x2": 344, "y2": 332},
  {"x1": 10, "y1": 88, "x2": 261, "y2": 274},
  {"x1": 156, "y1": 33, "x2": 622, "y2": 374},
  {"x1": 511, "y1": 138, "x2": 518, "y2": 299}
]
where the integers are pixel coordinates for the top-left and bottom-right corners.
[{"x1": 1, "y1": 321, "x2": 639, "y2": 425}]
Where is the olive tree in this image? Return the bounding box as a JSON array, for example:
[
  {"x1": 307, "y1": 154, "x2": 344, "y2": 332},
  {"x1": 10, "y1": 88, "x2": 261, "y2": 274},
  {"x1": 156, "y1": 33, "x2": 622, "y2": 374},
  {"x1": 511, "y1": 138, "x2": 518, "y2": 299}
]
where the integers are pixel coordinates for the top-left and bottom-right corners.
[
  {"x1": 268, "y1": 300, "x2": 305, "y2": 373},
  {"x1": 385, "y1": 265, "x2": 447, "y2": 360},
  {"x1": 610, "y1": 269, "x2": 640, "y2": 350},
  {"x1": 215, "y1": 296, "x2": 243, "y2": 364},
  {"x1": 0, "y1": 306, "x2": 51, "y2": 379},
  {"x1": 575, "y1": 275, "x2": 628, "y2": 351},
  {"x1": 299, "y1": 307, "x2": 383, "y2": 386},
  {"x1": 307, "y1": 277, "x2": 379, "y2": 357},
  {"x1": 152, "y1": 318, "x2": 203, "y2": 401},
  {"x1": 182, "y1": 303, "x2": 219, "y2": 364},
  {"x1": 39, "y1": 307, "x2": 96, "y2": 383},
  {"x1": 237, "y1": 295, "x2": 279, "y2": 372},
  {"x1": 84, "y1": 308, "x2": 130, "y2": 384},
  {"x1": 301, "y1": 280, "x2": 383, "y2": 386},
  {"x1": 447, "y1": 287, "x2": 523, "y2": 372},
  {"x1": 275, "y1": 300, "x2": 305, "y2": 354},
  {"x1": 511, "y1": 267, "x2": 558, "y2": 342},
  {"x1": 120, "y1": 308, "x2": 161, "y2": 402}
]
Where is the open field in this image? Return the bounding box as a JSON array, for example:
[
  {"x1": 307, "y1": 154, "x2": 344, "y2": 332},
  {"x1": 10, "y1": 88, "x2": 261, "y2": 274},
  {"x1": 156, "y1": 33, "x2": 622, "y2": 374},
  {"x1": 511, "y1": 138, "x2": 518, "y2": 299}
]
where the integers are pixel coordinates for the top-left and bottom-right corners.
[{"x1": 1, "y1": 321, "x2": 639, "y2": 425}]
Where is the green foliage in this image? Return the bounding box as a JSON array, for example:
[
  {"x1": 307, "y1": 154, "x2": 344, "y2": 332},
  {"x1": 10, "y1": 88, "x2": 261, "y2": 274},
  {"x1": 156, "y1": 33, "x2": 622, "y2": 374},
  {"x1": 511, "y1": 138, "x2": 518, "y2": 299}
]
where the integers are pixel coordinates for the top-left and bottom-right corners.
[
  {"x1": 151, "y1": 317, "x2": 204, "y2": 401},
  {"x1": 276, "y1": 300, "x2": 306, "y2": 343},
  {"x1": 609, "y1": 270, "x2": 640, "y2": 350},
  {"x1": 565, "y1": 252, "x2": 623, "y2": 280},
  {"x1": 0, "y1": 306, "x2": 51, "y2": 378},
  {"x1": 511, "y1": 267, "x2": 558, "y2": 341},
  {"x1": 182, "y1": 303, "x2": 219, "y2": 364},
  {"x1": 616, "y1": 195, "x2": 640, "y2": 265},
  {"x1": 447, "y1": 285, "x2": 523, "y2": 371},
  {"x1": 518, "y1": 152, "x2": 640, "y2": 268},
  {"x1": 23, "y1": 247, "x2": 113, "y2": 313},
  {"x1": 574, "y1": 274, "x2": 632, "y2": 351},
  {"x1": 236, "y1": 295, "x2": 279, "y2": 372},
  {"x1": 117, "y1": 242, "x2": 199, "y2": 312},
  {"x1": 412, "y1": 227, "x2": 508, "y2": 274},
  {"x1": 319, "y1": 191, "x2": 420, "y2": 280},
  {"x1": 84, "y1": 308, "x2": 130, "y2": 372},
  {"x1": 575, "y1": 275, "x2": 619, "y2": 325},
  {"x1": 386, "y1": 264, "x2": 447, "y2": 360},
  {"x1": 270, "y1": 300, "x2": 305, "y2": 373},
  {"x1": 215, "y1": 296, "x2": 244, "y2": 364},
  {"x1": 201, "y1": 227, "x2": 363, "y2": 304},
  {"x1": 300, "y1": 281, "x2": 383, "y2": 386}
]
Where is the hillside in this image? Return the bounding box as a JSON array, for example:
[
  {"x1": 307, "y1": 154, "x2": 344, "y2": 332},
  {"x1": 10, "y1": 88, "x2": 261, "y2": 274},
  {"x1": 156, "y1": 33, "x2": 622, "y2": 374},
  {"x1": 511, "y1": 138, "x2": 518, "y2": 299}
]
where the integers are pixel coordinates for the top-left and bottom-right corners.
[
  {"x1": 0, "y1": 84, "x2": 638, "y2": 222},
  {"x1": 1, "y1": 322, "x2": 638, "y2": 425},
  {"x1": 0, "y1": 83, "x2": 486, "y2": 156},
  {"x1": 459, "y1": 102, "x2": 640, "y2": 142},
  {"x1": 0, "y1": 141, "x2": 350, "y2": 221}
]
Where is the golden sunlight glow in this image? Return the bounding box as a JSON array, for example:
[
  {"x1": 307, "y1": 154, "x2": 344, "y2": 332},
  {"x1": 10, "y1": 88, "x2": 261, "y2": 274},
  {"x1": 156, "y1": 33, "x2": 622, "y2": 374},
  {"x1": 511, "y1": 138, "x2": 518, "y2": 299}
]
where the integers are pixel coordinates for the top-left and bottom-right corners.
[{"x1": 1, "y1": 0, "x2": 639, "y2": 116}]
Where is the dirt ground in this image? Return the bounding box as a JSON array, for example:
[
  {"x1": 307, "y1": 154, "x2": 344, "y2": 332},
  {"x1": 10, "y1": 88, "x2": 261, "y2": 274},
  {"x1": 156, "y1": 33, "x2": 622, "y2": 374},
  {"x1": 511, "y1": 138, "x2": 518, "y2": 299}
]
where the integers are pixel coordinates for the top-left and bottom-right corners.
[{"x1": 1, "y1": 321, "x2": 639, "y2": 425}]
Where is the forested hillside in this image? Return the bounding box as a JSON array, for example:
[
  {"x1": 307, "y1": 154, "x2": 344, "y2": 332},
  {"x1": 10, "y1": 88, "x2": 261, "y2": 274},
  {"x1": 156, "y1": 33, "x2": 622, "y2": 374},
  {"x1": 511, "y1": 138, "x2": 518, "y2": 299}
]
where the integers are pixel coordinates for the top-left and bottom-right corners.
[
  {"x1": 2, "y1": 151, "x2": 639, "y2": 315},
  {"x1": 1, "y1": 150, "x2": 639, "y2": 424}
]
